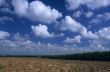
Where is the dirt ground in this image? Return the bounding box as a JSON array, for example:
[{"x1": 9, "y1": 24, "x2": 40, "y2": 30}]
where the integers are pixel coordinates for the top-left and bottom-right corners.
[{"x1": 0, "y1": 57, "x2": 110, "y2": 72}]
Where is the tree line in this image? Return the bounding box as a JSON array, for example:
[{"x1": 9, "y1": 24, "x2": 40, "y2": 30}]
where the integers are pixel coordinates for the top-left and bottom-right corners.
[
  {"x1": 0, "y1": 51, "x2": 110, "y2": 61},
  {"x1": 42, "y1": 51, "x2": 110, "y2": 61}
]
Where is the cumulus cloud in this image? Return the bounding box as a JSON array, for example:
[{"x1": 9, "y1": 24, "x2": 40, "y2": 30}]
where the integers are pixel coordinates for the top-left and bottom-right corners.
[
  {"x1": 73, "y1": 11, "x2": 94, "y2": 18},
  {"x1": 0, "y1": 31, "x2": 10, "y2": 39},
  {"x1": 12, "y1": 0, "x2": 28, "y2": 16},
  {"x1": 89, "y1": 18, "x2": 101, "y2": 24},
  {"x1": 89, "y1": 12, "x2": 110, "y2": 24},
  {"x1": 0, "y1": 33, "x2": 42, "y2": 55},
  {"x1": 80, "y1": 27, "x2": 98, "y2": 39},
  {"x1": 89, "y1": 38, "x2": 110, "y2": 51},
  {"x1": 0, "y1": 0, "x2": 3, "y2": 6},
  {"x1": 12, "y1": 0, "x2": 62, "y2": 23},
  {"x1": 66, "y1": 0, "x2": 110, "y2": 10},
  {"x1": 0, "y1": 0, "x2": 11, "y2": 9},
  {"x1": 104, "y1": 13, "x2": 110, "y2": 20},
  {"x1": 64, "y1": 35, "x2": 81, "y2": 43},
  {"x1": 84, "y1": 11, "x2": 94, "y2": 18},
  {"x1": 97, "y1": 27, "x2": 110, "y2": 40},
  {"x1": 97, "y1": 13, "x2": 110, "y2": 20},
  {"x1": 0, "y1": 16, "x2": 13, "y2": 24},
  {"x1": 72, "y1": 11, "x2": 94, "y2": 18},
  {"x1": 66, "y1": 0, "x2": 92, "y2": 10},
  {"x1": 0, "y1": 0, "x2": 4, "y2": 7},
  {"x1": 0, "y1": 33, "x2": 88, "y2": 55},
  {"x1": 87, "y1": 0, "x2": 110, "y2": 9},
  {"x1": 61, "y1": 16, "x2": 98, "y2": 39},
  {"x1": 0, "y1": 0, "x2": 110, "y2": 55},
  {"x1": 61, "y1": 16, "x2": 83, "y2": 32},
  {"x1": 0, "y1": 33, "x2": 109, "y2": 55},
  {"x1": 73, "y1": 11, "x2": 82, "y2": 18},
  {"x1": 31, "y1": 24, "x2": 54, "y2": 38}
]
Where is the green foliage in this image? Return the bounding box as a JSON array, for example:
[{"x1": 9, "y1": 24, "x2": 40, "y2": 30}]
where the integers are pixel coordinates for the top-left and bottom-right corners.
[
  {"x1": 0, "y1": 51, "x2": 110, "y2": 61},
  {"x1": 42, "y1": 51, "x2": 110, "y2": 61}
]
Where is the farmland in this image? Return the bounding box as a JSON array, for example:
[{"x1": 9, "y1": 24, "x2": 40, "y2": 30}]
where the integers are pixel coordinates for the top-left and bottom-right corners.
[{"x1": 0, "y1": 57, "x2": 110, "y2": 72}]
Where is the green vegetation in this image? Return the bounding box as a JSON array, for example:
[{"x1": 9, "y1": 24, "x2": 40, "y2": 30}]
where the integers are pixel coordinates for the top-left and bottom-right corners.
[
  {"x1": 0, "y1": 51, "x2": 110, "y2": 61},
  {"x1": 42, "y1": 51, "x2": 110, "y2": 61}
]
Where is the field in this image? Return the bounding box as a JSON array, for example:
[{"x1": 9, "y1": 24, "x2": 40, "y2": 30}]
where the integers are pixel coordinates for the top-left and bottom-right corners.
[{"x1": 0, "y1": 57, "x2": 110, "y2": 72}]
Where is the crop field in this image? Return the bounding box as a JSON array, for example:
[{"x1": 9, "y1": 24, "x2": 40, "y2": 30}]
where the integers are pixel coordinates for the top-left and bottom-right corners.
[{"x1": 0, "y1": 57, "x2": 110, "y2": 72}]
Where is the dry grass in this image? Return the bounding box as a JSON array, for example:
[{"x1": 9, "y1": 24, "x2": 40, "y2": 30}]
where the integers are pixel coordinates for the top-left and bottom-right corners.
[{"x1": 0, "y1": 57, "x2": 110, "y2": 72}]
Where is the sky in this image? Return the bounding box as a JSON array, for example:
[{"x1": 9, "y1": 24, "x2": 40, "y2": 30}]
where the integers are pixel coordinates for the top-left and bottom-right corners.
[{"x1": 0, "y1": 0, "x2": 110, "y2": 55}]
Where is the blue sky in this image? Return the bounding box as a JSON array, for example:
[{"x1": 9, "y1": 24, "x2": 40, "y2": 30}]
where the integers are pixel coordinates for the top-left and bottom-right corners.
[{"x1": 0, "y1": 0, "x2": 110, "y2": 55}]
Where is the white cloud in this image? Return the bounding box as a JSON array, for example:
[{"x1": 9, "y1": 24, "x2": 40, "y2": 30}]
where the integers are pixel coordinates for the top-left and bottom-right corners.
[
  {"x1": 80, "y1": 27, "x2": 98, "y2": 39},
  {"x1": 0, "y1": 0, "x2": 4, "y2": 7},
  {"x1": 97, "y1": 13, "x2": 110, "y2": 20},
  {"x1": 89, "y1": 12, "x2": 110, "y2": 24},
  {"x1": 73, "y1": 11, "x2": 93, "y2": 18},
  {"x1": 0, "y1": 16, "x2": 13, "y2": 24},
  {"x1": 89, "y1": 39, "x2": 110, "y2": 51},
  {"x1": 0, "y1": 0, "x2": 11, "y2": 9},
  {"x1": 0, "y1": 0, "x2": 3, "y2": 6},
  {"x1": 97, "y1": 27, "x2": 110, "y2": 40},
  {"x1": 61, "y1": 16, "x2": 98, "y2": 39},
  {"x1": 31, "y1": 24, "x2": 54, "y2": 38},
  {"x1": 64, "y1": 35, "x2": 81, "y2": 43},
  {"x1": 54, "y1": 33, "x2": 65, "y2": 37},
  {"x1": 0, "y1": 33, "x2": 41, "y2": 53},
  {"x1": 66, "y1": 0, "x2": 110, "y2": 10},
  {"x1": 61, "y1": 16, "x2": 83, "y2": 32},
  {"x1": 73, "y1": 11, "x2": 82, "y2": 18},
  {"x1": 84, "y1": 11, "x2": 93, "y2": 18},
  {"x1": 0, "y1": 33, "x2": 82, "y2": 54},
  {"x1": 87, "y1": 0, "x2": 110, "y2": 9},
  {"x1": 89, "y1": 18, "x2": 101, "y2": 24},
  {"x1": 66, "y1": 0, "x2": 92, "y2": 10},
  {"x1": 72, "y1": 11, "x2": 94, "y2": 20},
  {"x1": 12, "y1": 0, "x2": 28, "y2": 16},
  {"x1": 12, "y1": 0, "x2": 62, "y2": 23},
  {"x1": 0, "y1": 31, "x2": 10, "y2": 39},
  {"x1": 104, "y1": 13, "x2": 110, "y2": 20},
  {"x1": 0, "y1": 33, "x2": 109, "y2": 55}
]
